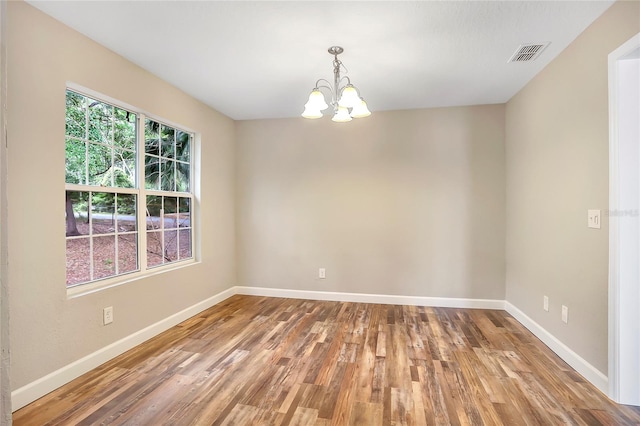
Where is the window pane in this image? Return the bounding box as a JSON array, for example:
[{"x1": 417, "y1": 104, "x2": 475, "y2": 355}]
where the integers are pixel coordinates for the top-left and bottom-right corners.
[
  {"x1": 114, "y1": 107, "x2": 136, "y2": 150},
  {"x1": 118, "y1": 233, "x2": 138, "y2": 274},
  {"x1": 65, "y1": 138, "x2": 86, "y2": 184},
  {"x1": 176, "y1": 131, "x2": 190, "y2": 162},
  {"x1": 160, "y1": 159, "x2": 175, "y2": 192},
  {"x1": 66, "y1": 237, "x2": 90, "y2": 286},
  {"x1": 164, "y1": 229, "x2": 178, "y2": 262},
  {"x1": 145, "y1": 155, "x2": 160, "y2": 190},
  {"x1": 66, "y1": 91, "x2": 86, "y2": 139},
  {"x1": 179, "y1": 229, "x2": 192, "y2": 260},
  {"x1": 178, "y1": 198, "x2": 191, "y2": 228},
  {"x1": 66, "y1": 191, "x2": 89, "y2": 236},
  {"x1": 147, "y1": 231, "x2": 164, "y2": 267},
  {"x1": 88, "y1": 99, "x2": 113, "y2": 144},
  {"x1": 164, "y1": 196, "x2": 177, "y2": 215},
  {"x1": 116, "y1": 194, "x2": 137, "y2": 232},
  {"x1": 176, "y1": 161, "x2": 190, "y2": 192},
  {"x1": 146, "y1": 195, "x2": 162, "y2": 230},
  {"x1": 93, "y1": 235, "x2": 116, "y2": 280},
  {"x1": 88, "y1": 142, "x2": 113, "y2": 186},
  {"x1": 145, "y1": 119, "x2": 160, "y2": 156},
  {"x1": 65, "y1": 91, "x2": 87, "y2": 139},
  {"x1": 114, "y1": 148, "x2": 135, "y2": 188},
  {"x1": 161, "y1": 125, "x2": 175, "y2": 158},
  {"x1": 91, "y1": 192, "x2": 115, "y2": 235},
  {"x1": 65, "y1": 91, "x2": 86, "y2": 138},
  {"x1": 164, "y1": 197, "x2": 178, "y2": 229}
]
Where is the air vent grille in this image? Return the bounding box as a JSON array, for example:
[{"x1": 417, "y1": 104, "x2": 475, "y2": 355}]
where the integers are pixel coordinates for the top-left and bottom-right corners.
[{"x1": 508, "y1": 42, "x2": 550, "y2": 63}]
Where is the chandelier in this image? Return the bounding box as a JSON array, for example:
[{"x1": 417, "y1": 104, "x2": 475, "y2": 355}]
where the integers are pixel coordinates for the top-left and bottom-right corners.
[{"x1": 302, "y1": 46, "x2": 371, "y2": 122}]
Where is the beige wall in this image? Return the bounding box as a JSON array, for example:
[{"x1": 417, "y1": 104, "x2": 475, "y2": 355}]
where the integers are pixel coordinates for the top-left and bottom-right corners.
[
  {"x1": 7, "y1": 2, "x2": 235, "y2": 390},
  {"x1": 505, "y1": 0, "x2": 640, "y2": 375},
  {"x1": 236, "y1": 106, "x2": 506, "y2": 300}
]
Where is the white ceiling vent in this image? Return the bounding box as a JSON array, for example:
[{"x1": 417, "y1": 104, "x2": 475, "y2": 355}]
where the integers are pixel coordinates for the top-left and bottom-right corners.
[{"x1": 508, "y1": 42, "x2": 550, "y2": 63}]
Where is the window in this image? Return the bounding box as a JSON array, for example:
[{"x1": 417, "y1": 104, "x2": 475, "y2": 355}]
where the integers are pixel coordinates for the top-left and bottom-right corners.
[
  {"x1": 65, "y1": 89, "x2": 194, "y2": 288},
  {"x1": 143, "y1": 119, "x2": 193, "y2": 268}
]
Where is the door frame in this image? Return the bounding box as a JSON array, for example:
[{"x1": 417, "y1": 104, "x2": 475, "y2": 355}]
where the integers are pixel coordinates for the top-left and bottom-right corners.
[{"x1": 608, "y1": 32, "x2": 640, "y2": 406}]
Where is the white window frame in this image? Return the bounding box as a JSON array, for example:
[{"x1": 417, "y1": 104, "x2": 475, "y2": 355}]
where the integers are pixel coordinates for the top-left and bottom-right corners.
[{"x1": 65, "y1": 84, "x2": 198, "y2": 297}]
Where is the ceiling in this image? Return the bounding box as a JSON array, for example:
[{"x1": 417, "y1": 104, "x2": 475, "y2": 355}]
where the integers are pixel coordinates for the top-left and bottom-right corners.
[{"x1": 28, "y1": 1, "x2": 614, "y2": 121}]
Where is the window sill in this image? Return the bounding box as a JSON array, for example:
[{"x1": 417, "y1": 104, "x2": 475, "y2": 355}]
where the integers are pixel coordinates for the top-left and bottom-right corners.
[{"x1": 66, "y1": 259, "x2": 200, "y2": 299}]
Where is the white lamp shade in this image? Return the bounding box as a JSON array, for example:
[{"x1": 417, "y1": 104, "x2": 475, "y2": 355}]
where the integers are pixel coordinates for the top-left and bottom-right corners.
[
  {"x1": 305, "y1": 89, "x2": 328, "y2": 111},
  {"x1": 332, "y1": 106, "x2": 353, "y2": 122},
  {"x1": 338, "y1": 84, "x2": 360, "y2": 108},
  {"x1": 350, "y1": 98, "x2": 371, "y2": 118},
  {"x1": 302, "y1": 105, "x2": 323, "y2": 119}
]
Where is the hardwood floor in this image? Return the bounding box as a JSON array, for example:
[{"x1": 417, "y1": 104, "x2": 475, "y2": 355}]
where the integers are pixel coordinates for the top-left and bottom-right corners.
[{"x1": 14, "y1": 295, "x2": 640, "y2": 425}]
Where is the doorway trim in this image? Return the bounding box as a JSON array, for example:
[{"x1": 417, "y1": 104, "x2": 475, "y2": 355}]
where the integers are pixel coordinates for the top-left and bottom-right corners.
[{"x1": 608, "y1": 32, "x2": 640, "y2": 405}]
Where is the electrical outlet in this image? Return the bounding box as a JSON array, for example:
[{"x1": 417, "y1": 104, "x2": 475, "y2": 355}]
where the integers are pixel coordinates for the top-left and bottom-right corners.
[
  {"x1": 103, "y1": 306, "x2": 113, "y2": 325},
  {"x1": 561, "y1": 305, "x2": 568, "y2": 324},
  {"x1": 543, "y1": 296, "x2": 549, "y2": 312},
  {"x1": 318, "y1": 268, "x2": 326, "y2": 279}
]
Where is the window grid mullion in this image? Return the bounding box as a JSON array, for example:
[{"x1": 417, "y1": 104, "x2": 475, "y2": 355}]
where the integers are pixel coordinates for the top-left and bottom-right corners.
[
  {"x1": 65, "y1": 184, "x2": 138, "y2": 195},
  {"x1": 110, "y1": 107, "x2": 114, "y2": 187},
  {"x1": 84, "y1": 99, "x2": 89, "y2": 185},
  {"x1": 114, "y1": 195, "x2": 119, "y2": 275},
  {"x1": 161, "y1": 204, "x2": 165, "y2": 265},
  {"x1": 176, "y1": 199, "x2": 181, "y2": 260},
  {"x1": 88, "y1": 191, "x2": 94, "y2": 281},
  {"x1": 138, "y1": 113, "x2": 148, "y2": 273},
  {"x1": 145, "y1": 189, "x2": 192, "y2": 197}
]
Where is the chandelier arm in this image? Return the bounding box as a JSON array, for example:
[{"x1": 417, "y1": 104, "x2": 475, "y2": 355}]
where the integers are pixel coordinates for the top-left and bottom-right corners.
[
  {"x1": 316, "y1": 84, "x2": 333, "y2": 94},
  {"x1": 314, "y1": 79, "x2": 333, "y2": 90},
  {"x1": 338, "y1": 76, "x2": 352, "y2": 90},
  {"x1": 313, "y1": 83, "x2": 337, "y2": 113},
  {"x1": 315, "y1": 83, "x2": 334, "y2": 98}
]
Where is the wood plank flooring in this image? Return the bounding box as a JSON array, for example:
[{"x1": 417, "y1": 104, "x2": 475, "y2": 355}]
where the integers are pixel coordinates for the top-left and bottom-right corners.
[{"x1": 13, "y1": 295, "x2": 640, "y2": 425}]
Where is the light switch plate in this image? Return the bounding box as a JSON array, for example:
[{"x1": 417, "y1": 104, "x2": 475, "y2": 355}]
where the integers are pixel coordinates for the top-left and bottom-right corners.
[
  {"x1": 543, "y1": 296, "x2": 549, "y2": 312},
  {"x1": 588, "y1": 209, "x2": 601, "y2": 229}
]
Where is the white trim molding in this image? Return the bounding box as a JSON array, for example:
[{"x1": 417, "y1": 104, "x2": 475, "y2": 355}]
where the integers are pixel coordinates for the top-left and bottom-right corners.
[
  {"x1": 235, "y1": 286, "x2": 506, "y2": 310},
  {"x1": 11, "y1": 287, "x2": 235, "y2": 411},
  {"x1": 505, "y1": 302, "x2": 608, "y2": 394},
  {"x1": 608, "y1": 32, "x2": 640, "y2": 406}
]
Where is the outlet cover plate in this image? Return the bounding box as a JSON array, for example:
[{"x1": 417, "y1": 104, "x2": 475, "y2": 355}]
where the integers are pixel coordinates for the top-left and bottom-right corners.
[
  {"x1": 103, "y1": 306, "x2": 113, "y2": 325},
  {"x1": 588, "y1": 209, "x2": 601, "y2": 229}
]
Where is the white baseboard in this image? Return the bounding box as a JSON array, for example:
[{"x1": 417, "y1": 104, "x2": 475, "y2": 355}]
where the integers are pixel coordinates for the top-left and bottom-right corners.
[
  {"x1": 11, "y1": 286, "x2": 236, "y2": 411},
  {"x1": 504, "y1": 301, "x2": 608, "y2": 394},
  {"x1": 12, "y1": 286, "x2": 609, "y2": 411},
  {"x1": 234, "y1": 286, "x2": 506, "y2": 310}
]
